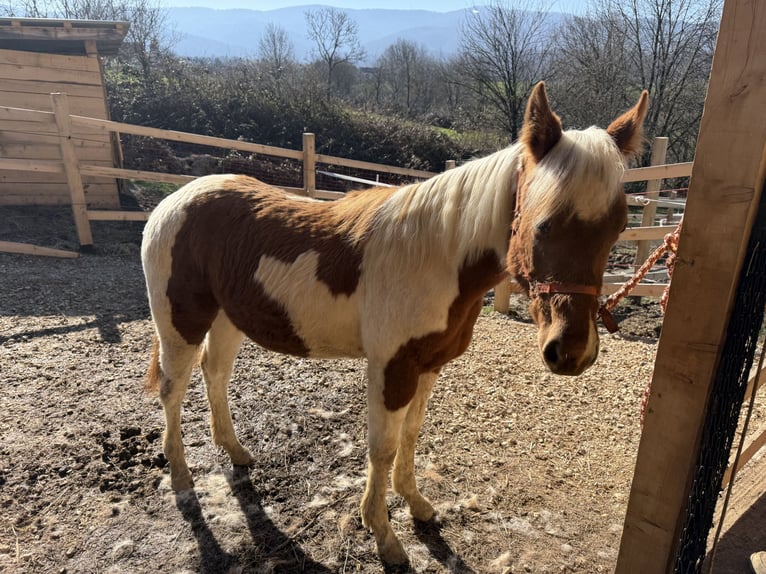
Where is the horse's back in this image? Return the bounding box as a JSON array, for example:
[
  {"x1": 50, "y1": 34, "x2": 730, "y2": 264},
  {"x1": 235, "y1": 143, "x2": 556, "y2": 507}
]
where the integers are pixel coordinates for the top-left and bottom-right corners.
[{"x1": 142, "y1": 174, "x2": 365, "y2": 357}]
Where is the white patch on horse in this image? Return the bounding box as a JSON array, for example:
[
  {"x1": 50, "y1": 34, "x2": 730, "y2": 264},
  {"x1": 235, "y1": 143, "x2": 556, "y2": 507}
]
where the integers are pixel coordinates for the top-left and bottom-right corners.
[{"x1": 254, "y1": 251, "x2": 364, "y2": 358}]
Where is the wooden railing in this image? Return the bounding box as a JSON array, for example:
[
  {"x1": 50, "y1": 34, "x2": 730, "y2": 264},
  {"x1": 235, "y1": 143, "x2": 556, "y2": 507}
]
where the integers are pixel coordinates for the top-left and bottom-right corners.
[{"x1": 0, "y1": 93, "x2": 691, "y2": 305}]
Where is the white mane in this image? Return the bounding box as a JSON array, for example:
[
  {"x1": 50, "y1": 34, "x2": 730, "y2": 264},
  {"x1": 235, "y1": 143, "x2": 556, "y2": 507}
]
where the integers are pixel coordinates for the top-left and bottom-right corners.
[
  {"x1": 368, "y1": 143, "x2": 522, "y2": 268},
  {"x1": 524, "y1": 127, "x2": 626, "y2": 225},
  {"x1": 366, "y1": 126, "x2": 625, "y2": 271}
]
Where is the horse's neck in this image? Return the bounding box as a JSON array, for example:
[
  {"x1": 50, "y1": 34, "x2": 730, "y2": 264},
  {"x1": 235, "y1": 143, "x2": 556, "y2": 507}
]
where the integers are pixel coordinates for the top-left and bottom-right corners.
[{"x1": 426, "y1": 145, "x2": 519, "y2": 263}]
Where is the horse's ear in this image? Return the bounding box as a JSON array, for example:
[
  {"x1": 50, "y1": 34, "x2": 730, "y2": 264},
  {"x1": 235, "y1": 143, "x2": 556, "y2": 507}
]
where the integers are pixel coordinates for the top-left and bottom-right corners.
[
  {"x1": 521, "y1": 81, "x2": 562, "y2": 163},
  {"x1": 607, "y1": 90, "x2": 650, "y2": 157}
]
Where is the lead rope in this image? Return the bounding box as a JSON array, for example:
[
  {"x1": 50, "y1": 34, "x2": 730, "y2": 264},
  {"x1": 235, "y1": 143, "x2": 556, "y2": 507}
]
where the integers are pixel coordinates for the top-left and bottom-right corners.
[{"x1": 602, "y1": 220, "x2": 683, "y2": 332}]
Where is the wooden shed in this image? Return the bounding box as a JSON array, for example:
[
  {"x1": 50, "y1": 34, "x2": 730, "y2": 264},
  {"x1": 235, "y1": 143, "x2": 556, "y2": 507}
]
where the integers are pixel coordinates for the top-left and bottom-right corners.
[{"x1": 0, "y1": 17, "x2": 128, "y2": 208}]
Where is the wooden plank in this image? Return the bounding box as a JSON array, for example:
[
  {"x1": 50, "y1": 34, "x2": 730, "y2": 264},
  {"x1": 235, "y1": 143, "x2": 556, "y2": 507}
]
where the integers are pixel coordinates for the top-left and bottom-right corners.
[
  {"x1": 619, "y1": 225, "x2": 678, "y2": 242},
  {"x1": 313, "y1": 189, "x2": 345, "y2": 200},
  {"x1": 0, "y1": 47, "x2": 102, "y2": 73},
  {"x1": 0, "y1": 190, "x2": 118, "y2": 207},
  {"x1": 0, "y1": 62, "x2": 101, "y2": 85},
  {"x1": 316, "y1": 152, "x2": 435, "y2": 179},
  {"x1": 0, "y1": 91, "x2": 106, "y2": 115},
  {"x1": 0, "y1": 127, "x2": 111, "y2": 146},
  {"x1": 87, "y1": 210, "x2": 150, "y2": 221},
  {"x1": 493, "y1": 279, "x2": 512, "y2": 312},
  {"x1": 69, "y1": 115, "x2": 305, "y2": 160},
  {"x1": 0, "y1": 158, "x2": 63, "y2": 174},
  {"x1": 622, "y1": 162, "x2": 693, "y2": 183},
  {"x1": 0, "y1": 78, "x2": 106, "y2": 98},
  {"x1": 303, "y1": 132, "x2": 316, "y2": 197},
  {"x1": 80, "y1": 164, "x2": 194, "y2": 185},
  {"x1": 0, "y1": 170, "x2": 112, "y2": 184},
  {"x1": 0, "y1": 26, "x2": 126, "y2": 56},
  {"x1": 635, "y1": 138, "x2": 669, "y2": 267},
  {"x1": 601, "y1": 282, "x2": 668, "y2": 297},
  {"x1": 0, "y1": 105, "x2": 55, "y2": 124},
  {"x1": 616, "y1": 1, "x2": 766, "y2": 571},
  {"x1": 52, "y1": 92, "x2": 93, "y2": 247},
  {"x1": 626, "y1": 195, "x2": 686, "y2": 209},
  {"x1": 0, "y1": 128, "x2": 111, "y2": 149},
  {"x1": 0, "y1": 144, "x2": 112, "y2": 162},
  {"x1": 0, "y1": 240, "x2": 79, "y2": 258}
]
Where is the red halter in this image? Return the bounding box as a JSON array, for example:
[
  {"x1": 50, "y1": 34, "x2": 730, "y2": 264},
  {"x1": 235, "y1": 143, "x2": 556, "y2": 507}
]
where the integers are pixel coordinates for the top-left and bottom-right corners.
[{"x1": 511, "y1": 168, "x2": 619, "y2": 333}]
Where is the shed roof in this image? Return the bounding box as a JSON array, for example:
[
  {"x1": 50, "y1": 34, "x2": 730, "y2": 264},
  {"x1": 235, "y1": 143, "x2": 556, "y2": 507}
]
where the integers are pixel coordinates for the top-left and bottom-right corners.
[{"x1": 0, "y1": 17, "x2": 129, "y2": 56}]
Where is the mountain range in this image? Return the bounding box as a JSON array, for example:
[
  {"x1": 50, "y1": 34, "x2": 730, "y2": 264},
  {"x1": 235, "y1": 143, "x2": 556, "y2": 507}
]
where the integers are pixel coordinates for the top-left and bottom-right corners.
[{"x1": 166, "y1": 6, "x2": 565, "y2": 63}]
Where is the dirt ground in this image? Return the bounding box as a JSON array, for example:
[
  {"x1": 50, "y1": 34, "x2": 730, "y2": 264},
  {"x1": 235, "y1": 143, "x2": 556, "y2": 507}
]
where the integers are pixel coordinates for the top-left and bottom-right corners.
[{"x1": 0, "y1": 206, "x2": 762, "y2": 574}]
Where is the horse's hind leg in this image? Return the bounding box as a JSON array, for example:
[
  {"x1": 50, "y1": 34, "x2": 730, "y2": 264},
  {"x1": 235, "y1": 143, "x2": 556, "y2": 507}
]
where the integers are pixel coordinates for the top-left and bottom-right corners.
[
  {"x1": 200, "y1": 311, "x2": 253, "y2": 466},
  {"x1": 153, "y1": 334, "x2": 199, "y2": 492},
  {"x1": 392, "y1": 371, "x2": 437, "y2": 521}
]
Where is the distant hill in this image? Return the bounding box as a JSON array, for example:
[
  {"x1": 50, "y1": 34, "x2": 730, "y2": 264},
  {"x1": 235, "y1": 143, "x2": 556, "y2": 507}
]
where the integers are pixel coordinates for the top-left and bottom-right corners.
[{"x1": 166, "y1": 6, "x2": 565, "y2": 63}]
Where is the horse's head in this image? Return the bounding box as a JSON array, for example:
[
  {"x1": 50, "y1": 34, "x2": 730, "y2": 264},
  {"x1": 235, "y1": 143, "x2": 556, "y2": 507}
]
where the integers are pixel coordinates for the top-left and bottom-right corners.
[{"x1": 507, "y1": 82, "x2": 648, "y2": 376}]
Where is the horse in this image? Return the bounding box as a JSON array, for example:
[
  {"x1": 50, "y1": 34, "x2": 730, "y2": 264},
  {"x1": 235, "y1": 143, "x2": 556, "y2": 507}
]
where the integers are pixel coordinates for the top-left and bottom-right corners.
[{"x1": 141, "y1": 82, "x2": 648, "y2": 565}]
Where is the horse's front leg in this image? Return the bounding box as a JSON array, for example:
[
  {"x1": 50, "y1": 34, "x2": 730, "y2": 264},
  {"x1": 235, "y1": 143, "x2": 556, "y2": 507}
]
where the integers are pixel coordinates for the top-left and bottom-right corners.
[
  {"x1": 392, "y1": 370, "x2": 437, "y2": 521},
  {"x1": 360, "y1": 361, "x2": 411, "y2": 565}
]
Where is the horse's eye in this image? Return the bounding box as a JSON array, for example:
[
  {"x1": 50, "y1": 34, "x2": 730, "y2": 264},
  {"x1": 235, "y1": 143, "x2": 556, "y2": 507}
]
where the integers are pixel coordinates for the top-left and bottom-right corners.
[{"x1": 536, "y1": 220, "x2": 551, "y2": 235}]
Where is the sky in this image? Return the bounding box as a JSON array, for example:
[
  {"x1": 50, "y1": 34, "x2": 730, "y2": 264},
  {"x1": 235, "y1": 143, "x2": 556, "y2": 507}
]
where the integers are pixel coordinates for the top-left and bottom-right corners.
[{"x1": 158, "y1": 0, "x2": 588, "y2": 14}]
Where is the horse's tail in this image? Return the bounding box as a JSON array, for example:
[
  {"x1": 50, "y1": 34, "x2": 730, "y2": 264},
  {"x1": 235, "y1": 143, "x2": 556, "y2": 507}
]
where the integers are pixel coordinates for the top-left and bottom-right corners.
[{"x1": 146, "y1": 335, "x2": 161, "y2": 396}]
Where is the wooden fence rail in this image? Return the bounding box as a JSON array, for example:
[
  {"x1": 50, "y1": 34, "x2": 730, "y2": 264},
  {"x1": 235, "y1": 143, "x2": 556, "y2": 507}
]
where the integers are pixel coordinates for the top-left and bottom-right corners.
[{"x1": 0, "y1": 95, "x2": 692, "y2": 304}]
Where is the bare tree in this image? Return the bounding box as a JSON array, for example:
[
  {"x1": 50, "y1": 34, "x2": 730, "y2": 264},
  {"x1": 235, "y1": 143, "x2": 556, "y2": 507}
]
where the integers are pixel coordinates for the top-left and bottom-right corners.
[
  {"x1": 616, "y1": 0, "x2": 720, "y2": 160},
  {"x1": 258, "y1": 23, "x2": 296, "y2": 101},
  {"x1": 377, "y1": 39, "x2": 440, "y2": 118},
  {"x1": 555, "y1": 0, "x2": 721, "y2": 162},
  {"x1": 552, "y1": 11, "x2": 632, "y2": 129},
  {"x1": 457, "y1": 0, "x2": 555, "y2": 139},
  {"x1": 305, "y1": 7, "x2": 365, "y2": 99}
]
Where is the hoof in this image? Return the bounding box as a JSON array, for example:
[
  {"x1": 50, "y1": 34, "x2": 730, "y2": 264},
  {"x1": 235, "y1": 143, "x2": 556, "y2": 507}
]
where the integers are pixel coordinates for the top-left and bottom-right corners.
[
  {"x1": 379, "y1": 536, "x2": 409, "y2": 566},
  {"x1": 170, "y1": 472, "x2": 194, "y2": 493},
  {"x1": 229, "y1": 447, "x2": 255, "y2": 467},
  {"x1": 409, "y1": 497, "x2": 435, "y2": 522}
]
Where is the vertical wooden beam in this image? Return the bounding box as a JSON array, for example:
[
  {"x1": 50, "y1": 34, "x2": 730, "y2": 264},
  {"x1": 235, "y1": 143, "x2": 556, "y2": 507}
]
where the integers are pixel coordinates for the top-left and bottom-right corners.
[
  {"x1": 445, "y1": 159, "x2": 456, "y2": 170},
  {"x1": 51, "y1": 92, "x2": 93, "y2": 249},
  {"x1": 84, "y1": 39, "x2": 98, "y2": 57},
  {"x1": 303, "y1": 132, "x2": 316, "y2": 197},
  {"x1": 634, "y1": 137, "x2": 668, "y2": 269},
  {"x1": 493, "y1": 280, "x2": 512, "y2": 314},
  {"x1": 616, "y1": 1, "x2": 766, "y2": 572}
]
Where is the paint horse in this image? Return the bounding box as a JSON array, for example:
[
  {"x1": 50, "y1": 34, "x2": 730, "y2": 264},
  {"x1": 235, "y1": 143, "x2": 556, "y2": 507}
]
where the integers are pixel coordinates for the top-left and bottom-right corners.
[{"x1": 142, "y1": 82, "x2": 648, "y2": 564}]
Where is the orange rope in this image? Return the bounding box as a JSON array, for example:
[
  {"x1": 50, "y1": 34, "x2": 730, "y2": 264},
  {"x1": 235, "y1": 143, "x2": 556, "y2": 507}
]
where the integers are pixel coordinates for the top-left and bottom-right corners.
[
  {"x1": 625, "y1": 220, "x2": 683, "y2": 424},
  {"x1": 604, "y1": 220, "x2": 683, "y2": 314}
]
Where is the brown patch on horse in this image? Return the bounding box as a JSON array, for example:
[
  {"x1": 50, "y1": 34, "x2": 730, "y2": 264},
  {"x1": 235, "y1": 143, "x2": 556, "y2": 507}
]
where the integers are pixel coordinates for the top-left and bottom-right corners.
[
  {"x1": 145, "y1": 336, "x2": 160, "y2": 395},
  {"x1": 607, "y1": 90, "x2": 649, "y2": 156},
  {"x1": 167, "y1": 176, "x2": 394, "y2": 352},
  {"x1": 521, "y1": 82, "x2": 563, "y2": 163},
  {"x1": 383, "y1": 250, "x2": 507, "y2": 411}
]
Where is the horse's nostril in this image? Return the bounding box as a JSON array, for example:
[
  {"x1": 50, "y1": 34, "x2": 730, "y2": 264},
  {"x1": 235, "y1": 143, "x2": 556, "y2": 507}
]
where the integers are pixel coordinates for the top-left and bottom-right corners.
[{"x1": 543, "y1": 340, "x2": 561, "y2": 366}]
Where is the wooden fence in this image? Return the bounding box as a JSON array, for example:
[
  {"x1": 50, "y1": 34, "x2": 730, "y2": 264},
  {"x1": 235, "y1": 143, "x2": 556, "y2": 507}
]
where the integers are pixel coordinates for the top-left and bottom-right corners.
[{"x1": 0, "y1": 92, "x2": 691, "y2": 302}]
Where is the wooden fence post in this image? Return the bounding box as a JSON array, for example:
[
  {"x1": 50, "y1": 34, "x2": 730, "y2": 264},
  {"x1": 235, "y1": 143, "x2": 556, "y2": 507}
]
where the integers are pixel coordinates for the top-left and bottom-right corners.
[
  {"x1": 634, "y1": 137, "x2": 668, "y2": 269},
  {"x1": 616, "y1": 0, "x2": 766, "y2": 569},
  {"x1": 303, "y1": 132, "x2": 316, "y2": 197},
  {"x1": 445, "y1": 159, "x2": 456, "y2": 170},
  {"x1": 51, "y1": 92, "x2": 93, "y2": 249}
]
